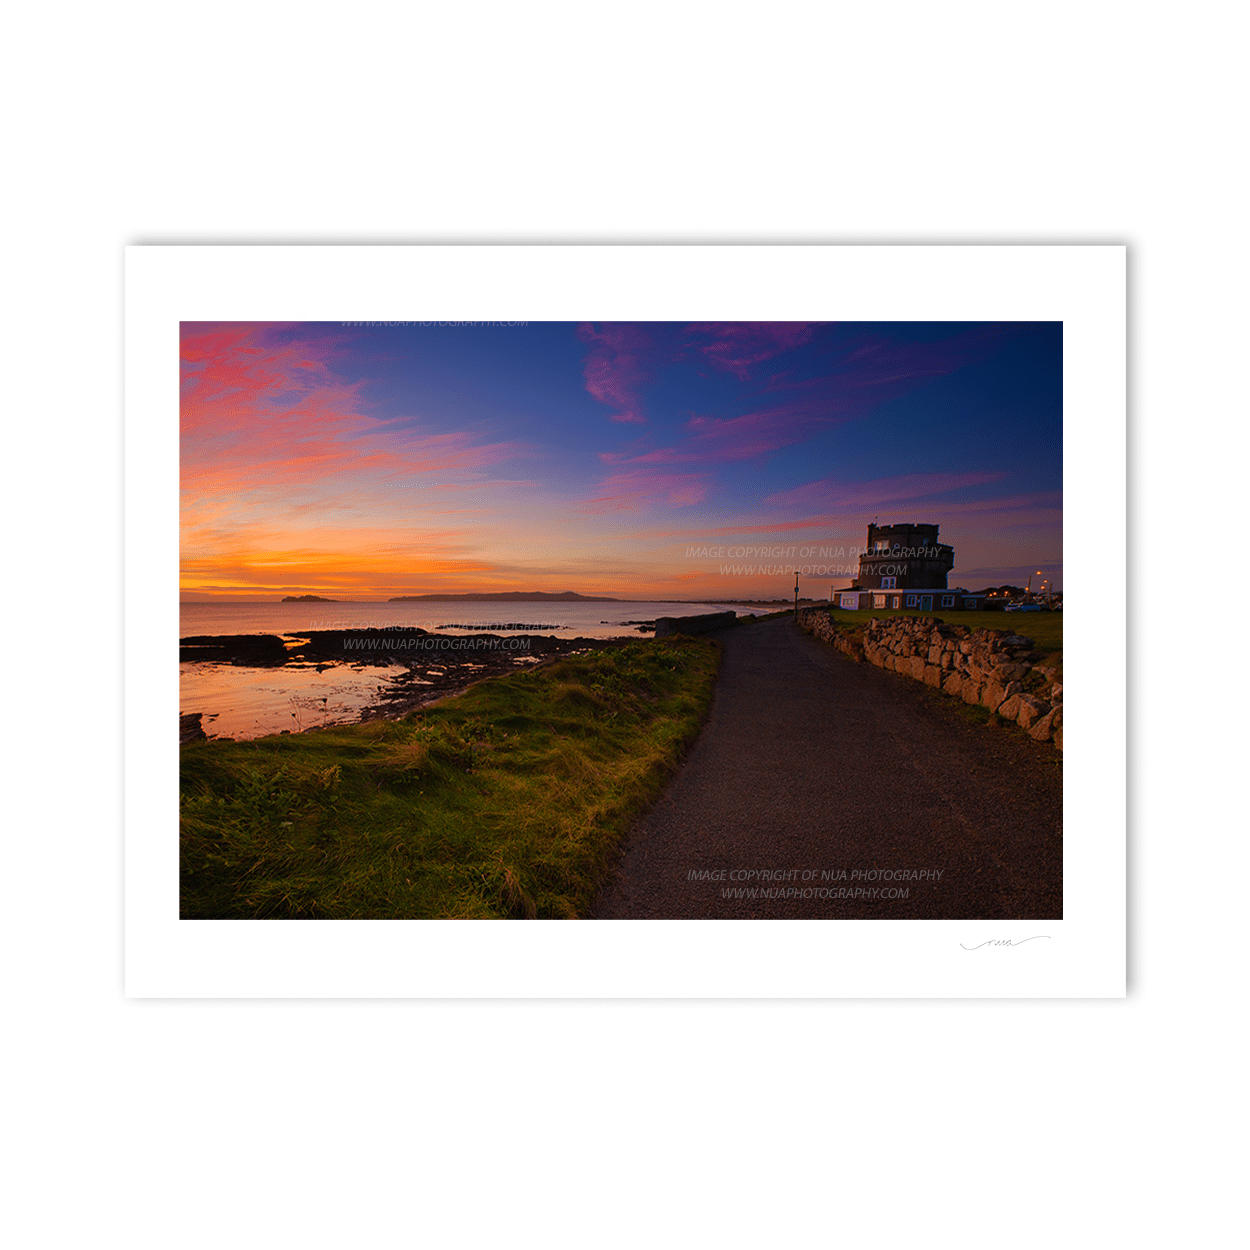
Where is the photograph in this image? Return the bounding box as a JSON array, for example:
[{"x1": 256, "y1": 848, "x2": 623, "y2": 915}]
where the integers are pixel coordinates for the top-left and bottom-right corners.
[{"x1": 179, "y1": 318, "x2": 1062, "y2": 921}]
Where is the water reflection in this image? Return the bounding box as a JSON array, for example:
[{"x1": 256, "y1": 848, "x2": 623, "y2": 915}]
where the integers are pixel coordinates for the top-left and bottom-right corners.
[{"x1": 180, "y1": 660, "x2": 402, "y2": 740}]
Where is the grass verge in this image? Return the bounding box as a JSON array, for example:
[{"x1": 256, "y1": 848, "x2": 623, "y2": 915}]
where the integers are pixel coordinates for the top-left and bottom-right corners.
[{"x1": 180, "y1": 638, "x2": 720, "y2": 919}]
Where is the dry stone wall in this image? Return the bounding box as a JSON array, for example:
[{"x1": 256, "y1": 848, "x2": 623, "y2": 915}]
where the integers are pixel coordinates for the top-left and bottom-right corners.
[{"x1": 797, "y1": 610, "x2": 1062, "y2": 749}]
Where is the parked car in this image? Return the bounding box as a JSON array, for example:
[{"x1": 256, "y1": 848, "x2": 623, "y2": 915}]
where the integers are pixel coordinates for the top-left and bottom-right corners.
[{"x1": 1005, "y1": 602, "x2": 1043, "y2": 612}]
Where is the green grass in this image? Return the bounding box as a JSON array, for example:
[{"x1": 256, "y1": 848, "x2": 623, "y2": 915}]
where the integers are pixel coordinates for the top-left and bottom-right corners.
[{"x1": 180, "y1": 638, "x2": 720, "y2": 920}]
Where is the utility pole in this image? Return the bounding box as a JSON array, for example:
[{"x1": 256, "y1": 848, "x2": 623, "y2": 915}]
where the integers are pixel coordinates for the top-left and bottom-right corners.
[{"x1": 794, "y1": 571, "x2": 800, "y2": 619}]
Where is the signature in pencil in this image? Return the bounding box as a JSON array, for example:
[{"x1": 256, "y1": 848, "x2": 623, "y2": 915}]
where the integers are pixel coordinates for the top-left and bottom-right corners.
[{"x1": 960, "y1": 936, "x2": 1051, "y2": 950}]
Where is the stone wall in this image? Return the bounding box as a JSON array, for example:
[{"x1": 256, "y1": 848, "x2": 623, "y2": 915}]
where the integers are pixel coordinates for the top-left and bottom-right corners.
[
  {"x1": 653, "y1": 610, "x2": 737, "y2": 638},
  {"x1": 797, "y1": 610, "x2": 1062, "y2": 749}
]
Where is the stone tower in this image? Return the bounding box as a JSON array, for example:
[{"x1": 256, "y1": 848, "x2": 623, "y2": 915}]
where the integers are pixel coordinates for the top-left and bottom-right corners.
[{"x1": 853, "y1": 522, "x2": 955, "y2": 590}]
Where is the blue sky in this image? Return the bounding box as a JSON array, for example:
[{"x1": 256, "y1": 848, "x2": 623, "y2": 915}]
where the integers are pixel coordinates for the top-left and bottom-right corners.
[{"x1": 180, "y1": 320, "x2": 1061, "y2": 598}]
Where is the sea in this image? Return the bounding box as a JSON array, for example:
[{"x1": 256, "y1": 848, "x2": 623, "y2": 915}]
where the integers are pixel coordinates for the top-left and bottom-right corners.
[{"x1": 180, "y1": 598, "x2": 766, "y2": 741}]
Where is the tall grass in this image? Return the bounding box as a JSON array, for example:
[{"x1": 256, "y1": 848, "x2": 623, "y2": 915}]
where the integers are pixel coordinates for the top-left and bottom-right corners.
[{"x1": 180, "y1": 638, "x2": 719, "y2": 919}]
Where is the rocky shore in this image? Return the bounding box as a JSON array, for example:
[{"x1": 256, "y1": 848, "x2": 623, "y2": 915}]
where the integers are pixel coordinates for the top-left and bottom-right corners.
[{"x1": 180, "y1": 627, "x2": 628, "y2": 739}]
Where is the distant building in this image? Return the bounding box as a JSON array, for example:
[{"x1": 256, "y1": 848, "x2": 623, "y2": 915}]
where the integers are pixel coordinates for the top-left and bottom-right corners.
[
  {"x1": 836, "y1": 588, "x2": 986, "y2": 612},
  {"x1": 853, "y1": 522, "x2": 955, "y2": 591},
  {"x1": 837, "y1": 523, "x2": 978, "y2": 611}
]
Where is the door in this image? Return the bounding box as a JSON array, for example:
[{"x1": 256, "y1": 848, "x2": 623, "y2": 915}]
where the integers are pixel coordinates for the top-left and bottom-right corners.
[{"x1": 920, "y1": 595, "x2": 933, "y2": 611}]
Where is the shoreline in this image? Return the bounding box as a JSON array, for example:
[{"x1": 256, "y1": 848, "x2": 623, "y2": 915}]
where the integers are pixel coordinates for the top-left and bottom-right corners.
[{"x1": 180, "y1": 629, "x2": 635, "y2": 743}]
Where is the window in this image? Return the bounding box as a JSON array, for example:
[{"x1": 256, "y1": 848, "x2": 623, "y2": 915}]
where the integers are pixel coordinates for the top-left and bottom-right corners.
[
  {"x1": 906, "y1": 594, "x2": 918, "y2": 607},
  {"x1": 941, "y1": 594, "x2": 955, "y2": 607},
  {"x1": 881, "y1": 576, "x2": 896, "y2": 589},
  {"x1": 893, "y1": 596, "x2": 901, "y2": 609},
  {"x1": 874, "y1": 594, "x2": 886, "y2": 608}
]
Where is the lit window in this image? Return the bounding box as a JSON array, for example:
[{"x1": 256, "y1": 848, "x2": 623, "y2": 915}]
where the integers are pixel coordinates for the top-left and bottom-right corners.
[{"x1": 874, "y1": 594, "x2": 886, "y2": 608}]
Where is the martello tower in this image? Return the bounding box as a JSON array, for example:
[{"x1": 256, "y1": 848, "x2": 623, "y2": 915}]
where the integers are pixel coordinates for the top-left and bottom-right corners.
[{"x1": 853, "y1": 522, "x2": 955, "y2": 590}]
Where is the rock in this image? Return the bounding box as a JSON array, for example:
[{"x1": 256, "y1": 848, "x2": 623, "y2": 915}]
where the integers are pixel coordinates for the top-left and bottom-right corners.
[
  {"x1": 962, "y1": 680, "x2": 983, "y2": 705},
  {"x1": 1014, "y1": 696, "x2": 1048, "y2": 732},
  {"x1": 924, "y1": 664, "x2": 943, "y2": 688},
  {"x1": 943, "y1": 672, "x2": 964, "y2": 696},
  {"x1": 1054, "y1": 726, "x2": 1063, "y2": 750},
  {"x1": 940, "y1": 652, "x2": 954, "y2": 670},
  {"x1": 180, "y1": 712, "x2": 207, "y2": 745},
  {"x1": 1002, "y1": 635, "x2": 1034, "y2": 647},
  {"x1": 993, "y1": 661, "x2": 1030, "y2": 682},
  {"x1": 910, "y1": 656, "x2": 927, "y2": 680},
  {"x1": 1030, "y1": 708, "x2": 1059, "y2": 741},
  {"x1": 980, "y1": 681, "x2": 1010, "y2": 712},
  {"x1": 998, "y1": 695, "x2": 1022, "y2": 722},
  {"x1": 960, "y1": 641, "x2": 974, "y2": 654},
  {"x1": 181, "y1": 633, "x2": 291, "y2": 666}
]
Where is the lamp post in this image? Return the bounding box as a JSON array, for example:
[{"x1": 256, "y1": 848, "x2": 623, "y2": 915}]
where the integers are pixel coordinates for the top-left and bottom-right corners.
[{"x1": 794, "y1": 570, "x2": 800, "y2": 619}]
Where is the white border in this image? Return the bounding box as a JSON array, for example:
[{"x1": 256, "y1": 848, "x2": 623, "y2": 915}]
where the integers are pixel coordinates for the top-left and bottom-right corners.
[{"x1": 125, "y1": 245, "x2": 1124, "y2": 997}]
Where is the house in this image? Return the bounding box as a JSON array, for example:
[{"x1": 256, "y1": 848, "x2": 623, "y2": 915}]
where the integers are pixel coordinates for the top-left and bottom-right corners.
[{"x1": 836, "y1": 588, "x2": 986, "y2": 612}]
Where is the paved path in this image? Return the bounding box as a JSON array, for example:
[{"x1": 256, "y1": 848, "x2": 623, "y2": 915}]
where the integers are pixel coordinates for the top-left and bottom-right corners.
[{"x1": 594, "y1": 615, "x2": 1061, "y2": 919}]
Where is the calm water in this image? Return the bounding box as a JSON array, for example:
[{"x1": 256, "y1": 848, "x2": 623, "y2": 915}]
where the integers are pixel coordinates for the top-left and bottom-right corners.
[
  {"x1": 180, "y1": 598, "x2": 760, "y2": 640},
  {"x1": 181, "y1": 599, "x2": 761, "y2": 740}
]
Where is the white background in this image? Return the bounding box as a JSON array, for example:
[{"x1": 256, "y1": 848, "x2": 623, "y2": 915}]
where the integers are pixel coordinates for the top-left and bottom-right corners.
[{"x1": 4, "y1": 3, "x2": 1244, "y2": 1248}]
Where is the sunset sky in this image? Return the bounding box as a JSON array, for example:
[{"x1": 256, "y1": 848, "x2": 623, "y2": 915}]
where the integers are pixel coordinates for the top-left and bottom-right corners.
[{"x1": 180, "y1": 320, "x2": 1062, "y2": 600}]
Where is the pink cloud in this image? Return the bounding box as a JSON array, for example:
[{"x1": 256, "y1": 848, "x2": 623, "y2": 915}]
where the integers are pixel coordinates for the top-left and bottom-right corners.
[
  {"x1": 180, "y1": 325, "x2": 522, "y2": 497},
  {"x1": 682, "y1": 322, "x2": 818, "y2": 380},
  {"x1": 576, "y1": 322, "x2": 652, "y2": 423},
  {"x1": 761, "y1": 472, "x2": 1007, "y2": 513},
  {"x1": 593, "y1": 396, "x2": 844, "y2": 474},
  {"x1": 578, "y1": 468, "x2": 710, "y2": 513}
]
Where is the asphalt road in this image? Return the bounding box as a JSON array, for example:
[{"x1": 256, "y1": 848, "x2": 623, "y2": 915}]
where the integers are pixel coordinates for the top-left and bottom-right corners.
[{"x1": 594, "y1": 614, "x2": 1062, "y2": 919}]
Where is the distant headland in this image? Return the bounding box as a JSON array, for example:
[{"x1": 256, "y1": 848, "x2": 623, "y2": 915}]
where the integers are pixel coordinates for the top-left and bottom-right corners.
[
  {"x1": 388, "y1": 590, "x2": 619, "y2": 603},
  {"x1": 281, "y1": 594, "x2": 339, "y2": 602}
]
